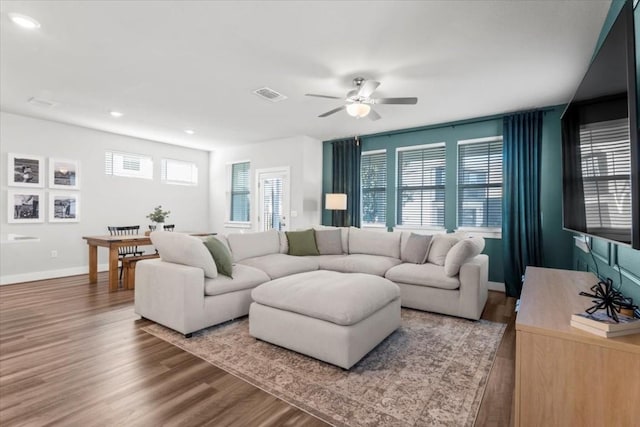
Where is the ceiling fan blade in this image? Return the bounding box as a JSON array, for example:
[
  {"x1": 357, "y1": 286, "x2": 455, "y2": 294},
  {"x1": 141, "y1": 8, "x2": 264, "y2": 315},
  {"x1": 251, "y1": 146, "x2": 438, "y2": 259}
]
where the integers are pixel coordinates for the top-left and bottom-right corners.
[
  {"x1": 357, "y1": 80, "x2": 380, "y2": 98},
  {"x1": 373, "y1": 97, "x2": 418, "y2": 105},
  {"x1": 318, "y1": 105, "x2": 346, "y2": 117},
  {"x1": 368, "y1": 109, "x2": 381, "y2": 121},
  {"x1": 305, "y1": 93, "x2": 342, "y2": 100}
]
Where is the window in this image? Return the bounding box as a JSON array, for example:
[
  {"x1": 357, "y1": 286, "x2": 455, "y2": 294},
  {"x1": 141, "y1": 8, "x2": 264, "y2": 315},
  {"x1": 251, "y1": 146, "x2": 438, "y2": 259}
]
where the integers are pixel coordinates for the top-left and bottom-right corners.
[
  {"x1": 579, "y1": 119, "x2": 631, "y2": 231},
  {"x1": 230, "y1": 162, "x2": 250, "y2": 222},
  {"x1": 104, "y1": 151, "x2": 153, "y2": 179},
  {"x1": 161, "y1": 159, "x2": 198, "y2": 185},
  {"x1": 397, "y1": 144, "x2": 446, "y2": 227},
  {"x1": 457, "y1": 137, "x2": 503, "y2": 229},
  {"x1": 361, "y1": 150, "x2": 387, "y2": 226}
]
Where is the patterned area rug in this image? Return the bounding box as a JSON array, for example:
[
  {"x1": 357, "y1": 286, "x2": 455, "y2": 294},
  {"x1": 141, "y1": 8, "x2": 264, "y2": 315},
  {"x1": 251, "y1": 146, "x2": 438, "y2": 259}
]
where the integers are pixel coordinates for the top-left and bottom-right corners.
[{"x1": 143, "y1": 309, "x2": 505, "y2": 427}]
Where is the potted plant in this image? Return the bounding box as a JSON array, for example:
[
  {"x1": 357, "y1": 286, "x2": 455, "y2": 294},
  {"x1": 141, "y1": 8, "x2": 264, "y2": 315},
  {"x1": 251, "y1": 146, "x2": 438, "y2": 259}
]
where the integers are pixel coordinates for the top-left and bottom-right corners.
[{"x1": 146, "y1": 205, "x2": 170, "y2": 232}]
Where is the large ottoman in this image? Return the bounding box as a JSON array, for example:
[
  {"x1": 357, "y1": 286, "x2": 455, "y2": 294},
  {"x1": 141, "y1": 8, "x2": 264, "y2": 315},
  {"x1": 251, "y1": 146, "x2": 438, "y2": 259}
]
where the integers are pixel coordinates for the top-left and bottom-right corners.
[{"x1": 249, "y1": 270, "x2": 401, "y2": 369}]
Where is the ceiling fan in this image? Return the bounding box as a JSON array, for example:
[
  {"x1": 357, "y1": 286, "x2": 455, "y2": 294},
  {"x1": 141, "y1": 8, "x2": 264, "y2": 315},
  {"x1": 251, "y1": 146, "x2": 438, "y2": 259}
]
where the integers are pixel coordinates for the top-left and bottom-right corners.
[{"x1": 305, "y1": 77, "x2": 418, "y2": 121}]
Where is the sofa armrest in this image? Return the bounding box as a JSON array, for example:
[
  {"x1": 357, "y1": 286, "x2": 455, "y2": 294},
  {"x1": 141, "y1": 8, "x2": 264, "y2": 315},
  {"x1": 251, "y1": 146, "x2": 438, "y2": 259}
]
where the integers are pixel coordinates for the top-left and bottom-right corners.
[
  {"x1": 458, "y1": 254, "x2": 489, "y2": 320},
  {"x1": 134, "y1": 259, "x2": 206, "y2": 335}
]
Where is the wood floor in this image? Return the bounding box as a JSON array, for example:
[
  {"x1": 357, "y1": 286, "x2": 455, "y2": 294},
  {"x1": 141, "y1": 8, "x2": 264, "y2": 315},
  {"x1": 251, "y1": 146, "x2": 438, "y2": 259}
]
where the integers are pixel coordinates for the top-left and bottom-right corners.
[{"x1": 0, "y1": 273, "x2": 517, "y2": 427}]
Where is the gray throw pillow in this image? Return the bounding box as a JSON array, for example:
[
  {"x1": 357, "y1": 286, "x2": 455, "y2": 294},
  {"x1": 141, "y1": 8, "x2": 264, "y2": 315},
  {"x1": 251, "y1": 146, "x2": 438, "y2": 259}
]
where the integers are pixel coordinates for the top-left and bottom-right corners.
[
  {"x1": 203, "y1": 236, "x2": 233, "y2": 277},
  {"x1": 401, "y1": 233, "x2": 432, "y2": 264},
  {"x1": 314, "y1": 229, "x2": 343, "y2": 255}
]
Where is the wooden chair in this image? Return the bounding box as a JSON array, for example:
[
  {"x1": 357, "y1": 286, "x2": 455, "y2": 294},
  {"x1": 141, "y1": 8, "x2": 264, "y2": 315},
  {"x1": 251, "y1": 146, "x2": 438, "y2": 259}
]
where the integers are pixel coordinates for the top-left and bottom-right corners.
[
  {"x1": 163, "y1": 224, "x2": 175, "y2": 231},
  {"x1": 107, "y1": 225, "x2": 144, "y2": 281}
]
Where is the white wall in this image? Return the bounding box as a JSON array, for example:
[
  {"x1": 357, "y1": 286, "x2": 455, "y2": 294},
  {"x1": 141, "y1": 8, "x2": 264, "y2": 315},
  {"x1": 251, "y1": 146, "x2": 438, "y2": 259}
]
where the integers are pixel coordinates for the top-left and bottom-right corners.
[
  {"x1": 209, "y1": 135, "x2": 323, "y2": 234},
  {"x1": 0, "y1": 112, "x2": 210, "y2": 284}
]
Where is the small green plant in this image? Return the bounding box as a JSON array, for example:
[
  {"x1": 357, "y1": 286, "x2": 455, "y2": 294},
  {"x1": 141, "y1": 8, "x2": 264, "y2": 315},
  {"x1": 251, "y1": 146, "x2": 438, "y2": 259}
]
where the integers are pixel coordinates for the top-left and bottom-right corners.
[{"x1": 146, "y1": 205, "x2": 170, "y2": 223}]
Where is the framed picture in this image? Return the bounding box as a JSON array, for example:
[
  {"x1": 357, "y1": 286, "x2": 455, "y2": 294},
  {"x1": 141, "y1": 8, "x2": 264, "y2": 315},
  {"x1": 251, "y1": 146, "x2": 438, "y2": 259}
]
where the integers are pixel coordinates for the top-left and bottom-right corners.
[
  {"x1": 7, "y1": 153, "x2": 44, "y2": 187},
  {"x1": 49, "y1": 158, "x2": 79, "y2": 189},
  {"x1": 7, "y1": 190, "x2": 44, "y2": 223},
  {"x1": 49, "y1": 192, "x2": 80, "y2": 223}
]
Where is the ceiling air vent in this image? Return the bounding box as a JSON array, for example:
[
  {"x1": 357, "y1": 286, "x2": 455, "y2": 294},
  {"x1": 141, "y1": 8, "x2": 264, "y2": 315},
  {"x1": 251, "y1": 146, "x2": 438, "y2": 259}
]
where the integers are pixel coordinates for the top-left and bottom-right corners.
[
  {"x1": 27, "y1": 97, "x2": 59, "y2": 108},
  {"x1": 253, "y1": 87, "x2": 287, "y2": 103}
]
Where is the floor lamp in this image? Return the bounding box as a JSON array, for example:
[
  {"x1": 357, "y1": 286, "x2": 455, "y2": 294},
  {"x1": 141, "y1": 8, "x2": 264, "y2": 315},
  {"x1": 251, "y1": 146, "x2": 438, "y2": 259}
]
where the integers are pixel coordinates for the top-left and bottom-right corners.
[{"x1": 325, "y1": 193, "x2": 347, "y2": 226}]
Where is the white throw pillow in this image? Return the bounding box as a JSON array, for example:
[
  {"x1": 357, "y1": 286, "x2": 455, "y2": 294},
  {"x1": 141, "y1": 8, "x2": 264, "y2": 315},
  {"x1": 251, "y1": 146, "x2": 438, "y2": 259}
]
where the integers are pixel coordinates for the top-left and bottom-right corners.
[
  {"x1": 426, "y1": 234, "x2": 461, "y2": 266},
  {"x1": 151, "y1": 231, "x2": 217, "y2": 278},
  {"x1": 315, "y1": 229, "x2": 343, "y2": 255},
  {"x1": 278, "y1": 231, "x2": 289, "y2": 254},
  {"x1": 443, "y1": 237, "x2": 486, "y2": 277},
  {"x1": 313, "y1": 225, "x2": 349, "y2": 254}
]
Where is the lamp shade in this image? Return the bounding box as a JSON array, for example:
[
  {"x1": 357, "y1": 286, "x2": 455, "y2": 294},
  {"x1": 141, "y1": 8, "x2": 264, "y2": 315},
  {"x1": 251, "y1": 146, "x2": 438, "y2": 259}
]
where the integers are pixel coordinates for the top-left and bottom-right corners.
[
  {"x1": 325, "y1": 193, "x2": 347, "y2": 210},
  {"x1": 346, "y1": 103, "x2": 371, "y2": 118}
]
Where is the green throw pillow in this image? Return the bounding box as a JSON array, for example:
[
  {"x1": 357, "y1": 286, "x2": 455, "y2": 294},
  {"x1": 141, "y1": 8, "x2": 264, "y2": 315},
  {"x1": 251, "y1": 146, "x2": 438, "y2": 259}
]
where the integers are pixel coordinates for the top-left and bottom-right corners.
[
  {"x1": 286, "y1": 229, "x2": 320, "y2": 256},
  {"x1": 203, "y1": 237, "x2": 233, "y2": 277}
]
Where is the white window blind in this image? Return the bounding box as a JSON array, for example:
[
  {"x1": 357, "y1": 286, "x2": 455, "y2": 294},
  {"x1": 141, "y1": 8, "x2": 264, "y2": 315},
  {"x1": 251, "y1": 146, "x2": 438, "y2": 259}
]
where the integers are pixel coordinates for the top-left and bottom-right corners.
[
  {"x1": 397, "y1": 144, "x2": 446, "y2": 227},
  {"x1": 580, "y1": 118, "x2": 631, "y2": 230},
  {"x1": 457, "y1": 137, "x2": 503, "y2": 228},
  {"x1": 104, "y1": 151, "x2": 153, "y2": 179},
  {"x1": 361, "y1": 150, "x2": 387, "y2": 225},
  {"x1": 161, "y1": 159, "x2": 198, "y2": 185},
  {"x1": 230, "y1": 162, "x2": 250, "y2": 222}
]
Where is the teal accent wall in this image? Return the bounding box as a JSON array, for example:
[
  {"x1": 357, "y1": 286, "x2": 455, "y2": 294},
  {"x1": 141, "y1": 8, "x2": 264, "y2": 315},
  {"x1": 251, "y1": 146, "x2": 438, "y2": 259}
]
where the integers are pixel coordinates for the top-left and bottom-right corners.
[
  {"x1": 573, "y1": 0, "x2": 640, "y2": 304},
  {"x1": 322, "y1": 108, "x2": 575, "y2": 284}
]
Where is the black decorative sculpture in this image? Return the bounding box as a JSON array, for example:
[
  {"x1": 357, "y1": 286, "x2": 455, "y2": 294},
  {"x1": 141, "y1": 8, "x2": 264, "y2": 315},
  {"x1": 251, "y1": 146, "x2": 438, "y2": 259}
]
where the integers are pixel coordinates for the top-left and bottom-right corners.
[{"x1": 579, "y1": 278, "x2": 638, "y2": 322}]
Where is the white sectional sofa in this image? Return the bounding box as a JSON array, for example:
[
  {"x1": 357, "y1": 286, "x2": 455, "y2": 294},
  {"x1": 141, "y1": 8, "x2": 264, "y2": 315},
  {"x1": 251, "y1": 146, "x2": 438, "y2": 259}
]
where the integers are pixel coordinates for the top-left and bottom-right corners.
[{"x1": 135, "y1": 227, "x2": 488, "y2": 337}]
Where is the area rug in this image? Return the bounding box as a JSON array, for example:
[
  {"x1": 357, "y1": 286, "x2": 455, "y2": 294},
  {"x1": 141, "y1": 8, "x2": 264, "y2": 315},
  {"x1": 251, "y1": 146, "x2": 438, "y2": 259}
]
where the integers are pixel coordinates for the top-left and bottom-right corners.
[{"x1": 143, "y1": 309, "x2": 506, "y2": 427}]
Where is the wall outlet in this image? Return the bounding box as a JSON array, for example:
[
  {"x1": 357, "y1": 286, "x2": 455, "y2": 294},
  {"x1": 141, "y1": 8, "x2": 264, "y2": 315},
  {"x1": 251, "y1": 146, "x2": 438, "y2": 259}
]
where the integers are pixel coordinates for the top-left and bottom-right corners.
[{"x1": 51, "y1": 250, "x2": 58, "y2": 258}]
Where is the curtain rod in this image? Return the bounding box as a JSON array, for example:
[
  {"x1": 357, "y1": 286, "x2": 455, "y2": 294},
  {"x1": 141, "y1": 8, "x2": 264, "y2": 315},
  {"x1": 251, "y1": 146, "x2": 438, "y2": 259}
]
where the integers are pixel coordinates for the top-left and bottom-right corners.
[{"x1": 324, "y1": 105, "x2": 561, "y2": 143}]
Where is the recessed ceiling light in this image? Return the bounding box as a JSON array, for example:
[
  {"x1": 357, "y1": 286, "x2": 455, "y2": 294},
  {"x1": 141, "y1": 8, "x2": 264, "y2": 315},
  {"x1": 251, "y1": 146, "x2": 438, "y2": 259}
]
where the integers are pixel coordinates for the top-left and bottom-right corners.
[
  {"x1": 109, "y1": 111, "x2": 123, "y2": 118},
  {"x1": 184, "y1": 129, "x2": 195, "y2": 135},
  {"x1": 8, "y1": 13, "x2": 41, "y2": 29}
]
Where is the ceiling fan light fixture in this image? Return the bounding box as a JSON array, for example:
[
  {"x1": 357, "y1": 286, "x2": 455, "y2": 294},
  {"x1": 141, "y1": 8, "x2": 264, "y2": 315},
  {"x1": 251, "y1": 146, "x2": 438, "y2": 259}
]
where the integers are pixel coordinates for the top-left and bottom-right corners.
[{"x1": 346, "y1": 102, "x2": 371, "y2": 118}]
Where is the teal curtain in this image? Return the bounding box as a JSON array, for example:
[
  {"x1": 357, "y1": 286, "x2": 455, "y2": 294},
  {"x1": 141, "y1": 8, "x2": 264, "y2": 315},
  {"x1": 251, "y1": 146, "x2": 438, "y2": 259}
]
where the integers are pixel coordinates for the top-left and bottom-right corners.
[
  {"x1": 331, "y1": 138, "x2": 361, "y2": 227},
  {"x1": 502, "y1": 111, "x2": 544, "y2": 297}
]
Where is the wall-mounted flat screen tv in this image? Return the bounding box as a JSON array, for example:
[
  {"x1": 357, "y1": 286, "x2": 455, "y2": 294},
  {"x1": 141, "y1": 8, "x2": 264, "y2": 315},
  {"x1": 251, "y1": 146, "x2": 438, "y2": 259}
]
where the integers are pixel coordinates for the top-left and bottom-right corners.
[{"x1": 561, "y1": 0, "x2": 639, "y2": 249}]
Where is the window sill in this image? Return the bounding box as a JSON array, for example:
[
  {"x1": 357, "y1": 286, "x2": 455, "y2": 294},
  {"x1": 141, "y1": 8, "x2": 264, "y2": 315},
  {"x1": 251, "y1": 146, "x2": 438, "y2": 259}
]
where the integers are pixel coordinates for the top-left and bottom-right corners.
[
  {"x1": 224, "y1": 221, "x2": 252, "y2": 229},
  {"x1": 361, "y1": 224, "x2": 387, "y2": 230},
  {"x1": 455, "y1": 227, "x2": 502, "y2": 239},
  {"x1": 393, "y1": 225, "x2": 447, "y2": 235}
]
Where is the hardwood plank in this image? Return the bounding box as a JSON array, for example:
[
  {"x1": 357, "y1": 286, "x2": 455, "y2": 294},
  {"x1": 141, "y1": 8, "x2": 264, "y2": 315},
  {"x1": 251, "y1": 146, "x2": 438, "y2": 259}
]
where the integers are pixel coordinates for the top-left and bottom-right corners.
[{"x1": 0, "y1": 274, "x2": 516, "y2": 426}]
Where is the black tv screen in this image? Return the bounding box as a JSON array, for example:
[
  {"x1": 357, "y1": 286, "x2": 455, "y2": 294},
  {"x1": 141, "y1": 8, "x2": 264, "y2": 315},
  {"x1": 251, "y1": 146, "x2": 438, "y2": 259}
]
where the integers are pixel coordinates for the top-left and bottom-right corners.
[{"x1": 561, "y1": 0, "x2": 639, "y2": 249}]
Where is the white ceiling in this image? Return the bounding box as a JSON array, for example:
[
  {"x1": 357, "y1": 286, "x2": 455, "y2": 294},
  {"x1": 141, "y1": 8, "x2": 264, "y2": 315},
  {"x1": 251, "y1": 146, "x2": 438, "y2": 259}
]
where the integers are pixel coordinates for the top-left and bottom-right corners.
[{"x1": 0, "y1": 0, "x2": 611, "y2": 151}]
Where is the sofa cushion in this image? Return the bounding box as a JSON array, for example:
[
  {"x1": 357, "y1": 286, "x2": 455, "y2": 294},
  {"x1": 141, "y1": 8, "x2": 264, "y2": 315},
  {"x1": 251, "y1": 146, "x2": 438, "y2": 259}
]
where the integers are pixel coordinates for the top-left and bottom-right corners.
[
  {"x1": 204, "y1": 264, "x2": 270, "y2": 296},
  {"x1": 303, "y1": 254, "x2": 347, "y2": 269},
  {"x1": 239, "y1": 253, "x2": 319, "y2": 279},
  {"x1": 320, "y1": 254, "x2": 402, "y2": 277},
  {"x1": 444, "y1": 237, "x2": 486, "y2": 277},
  {"x1": 251, "y1": 270, "x2": 400, "y2": 326},
  {"x1": 203, "y1": 236, "x2": 233, "y2": 277},
  {"x1": 349, "y1": 227, "x2": 401, "y2": 259},
  {"x1": 314, "y1": 229, "x2": 343, "y2": 255},
  {"x1": 151, "y1": 231, "x2": 217, "y2": 278},
  {"x1": 313, "y1": 226, "x2": 349, "y2": 253},
  {"x1": 401, "y1": 233, "x2": 432, "y2": 264},
  {"x1": 286, "y1": 229, "x2": 320, "y2": 256},
  {"x1": 385, "y1": 263, "x2": 460, "y2": 290},
  {"x1": 227, "y1": 229, "x2": 280, "y2": 262},
  {"x1": 426, "y1": 234, "x2": 461, "y2": 266}
]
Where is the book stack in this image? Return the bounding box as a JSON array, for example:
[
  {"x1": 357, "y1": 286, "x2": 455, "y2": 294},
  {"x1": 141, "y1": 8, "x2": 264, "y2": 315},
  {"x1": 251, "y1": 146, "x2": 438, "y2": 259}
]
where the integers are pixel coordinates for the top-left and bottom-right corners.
[{"x1": 571, "y1": 312, "x2": 640, "y2": 338}]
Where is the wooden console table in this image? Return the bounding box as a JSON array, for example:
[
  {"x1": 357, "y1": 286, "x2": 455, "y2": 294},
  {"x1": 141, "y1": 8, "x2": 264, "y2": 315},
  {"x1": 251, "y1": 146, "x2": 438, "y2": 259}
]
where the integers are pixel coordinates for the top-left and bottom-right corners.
[{"x1": 515, "y1": 267, "x2": 640, "y2": 426}]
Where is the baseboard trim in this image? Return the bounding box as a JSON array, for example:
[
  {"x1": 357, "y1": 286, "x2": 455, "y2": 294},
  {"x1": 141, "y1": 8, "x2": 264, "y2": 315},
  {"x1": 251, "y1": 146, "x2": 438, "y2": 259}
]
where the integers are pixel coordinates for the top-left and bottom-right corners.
[
  {"x1": 0, "y1": 264, "x2": 109, "y2": 285},
  {"x1": 488, "y1": 281, "x2": 505, "y2": 293}
]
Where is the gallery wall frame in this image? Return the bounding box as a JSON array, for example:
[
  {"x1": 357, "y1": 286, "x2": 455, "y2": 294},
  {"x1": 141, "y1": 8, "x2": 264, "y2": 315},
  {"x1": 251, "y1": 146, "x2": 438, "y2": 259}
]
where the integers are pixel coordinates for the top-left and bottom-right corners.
[
  {"x1": 7, "y1": 153, "x2": 44, "y2": 188},
  {"x1": 7, "y1": 190, "x2": 44, "y2": 223},
  {"x1": 48, "y1": 191, "x2": 80, "y2": 223},
  {"x1": 49, "y1": 158, "x2": 80, "y2": 190}
]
